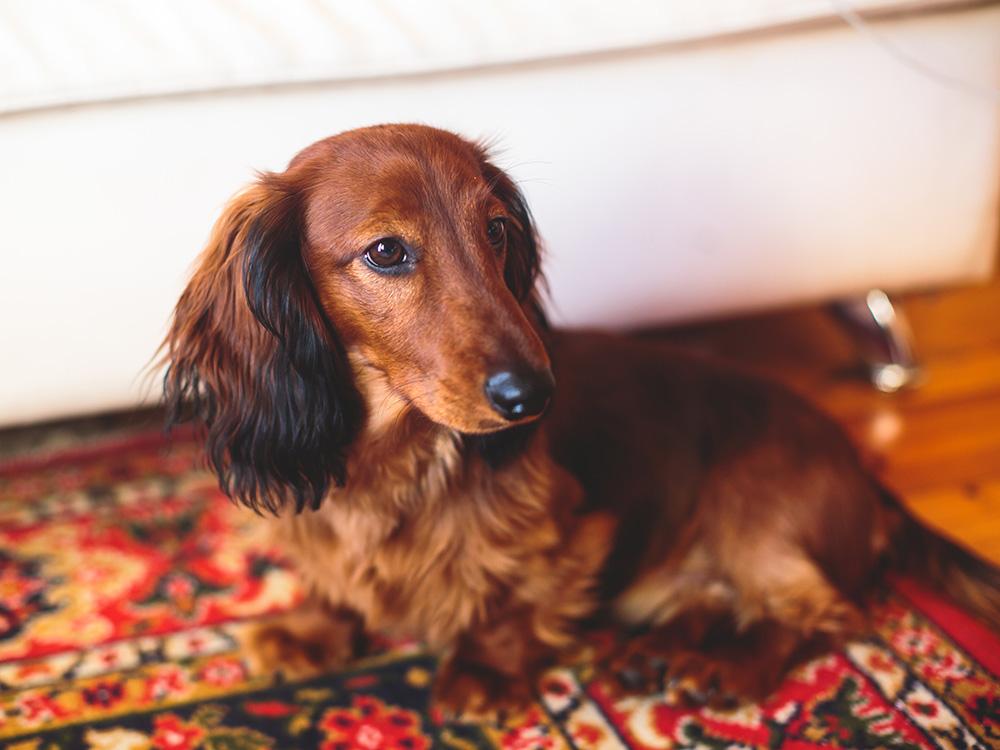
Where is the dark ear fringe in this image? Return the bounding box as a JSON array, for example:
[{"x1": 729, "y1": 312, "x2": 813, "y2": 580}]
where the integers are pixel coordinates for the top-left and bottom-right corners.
[
  {"x1": 236, "y1": 192, "x2": 362, "y2": 511},
  {"x1": 479, "y1": 157, "x2": 550, "y2": 330},
  {"x1": 163, "y1": 175, "x2": 361, "y2": 515}
]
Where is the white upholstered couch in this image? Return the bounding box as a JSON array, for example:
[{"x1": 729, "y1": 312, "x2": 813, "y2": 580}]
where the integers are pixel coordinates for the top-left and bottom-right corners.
[{"x1": 1, "y1": 0, "x2": 998, "y2": 425}]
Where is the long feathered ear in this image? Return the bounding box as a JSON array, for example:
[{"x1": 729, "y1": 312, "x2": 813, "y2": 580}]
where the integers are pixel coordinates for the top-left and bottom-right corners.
[
  {"x1": 162, "y1": 172, "x2": 361, "y2": 514},
  {"x1": 479, "y1": 155, "x2": 549, "y2": 329}
]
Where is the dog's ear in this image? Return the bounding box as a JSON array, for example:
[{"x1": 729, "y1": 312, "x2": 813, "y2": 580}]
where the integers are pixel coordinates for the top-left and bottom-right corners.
[
  {"x1": 162, "y1": 172, "x2": 361, "y2": 514},
  {"x1": 479, "y1": 155, "x2": 549, "y2": 329}
]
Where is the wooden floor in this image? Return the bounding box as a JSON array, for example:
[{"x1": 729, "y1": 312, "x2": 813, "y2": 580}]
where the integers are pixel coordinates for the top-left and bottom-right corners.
[{"x1": 657, "y1": 277, "x2": 1000, "y2": 566}]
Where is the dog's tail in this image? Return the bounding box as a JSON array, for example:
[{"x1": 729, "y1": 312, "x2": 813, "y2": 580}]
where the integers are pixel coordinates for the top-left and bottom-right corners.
[{"x1": 880, "y1": 487, "x2": 1000, "y2": 631}]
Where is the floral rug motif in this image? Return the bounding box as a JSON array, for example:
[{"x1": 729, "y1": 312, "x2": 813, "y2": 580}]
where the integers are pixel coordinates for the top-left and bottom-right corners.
[{"x1": 0, "y1": 430, "x2": 997, "y2": 749}]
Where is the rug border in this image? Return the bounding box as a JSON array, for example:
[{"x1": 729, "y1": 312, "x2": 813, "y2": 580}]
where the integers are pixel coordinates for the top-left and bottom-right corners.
[{"x1": 890, "y1": 573, "x2": 1000, "y2": 679}]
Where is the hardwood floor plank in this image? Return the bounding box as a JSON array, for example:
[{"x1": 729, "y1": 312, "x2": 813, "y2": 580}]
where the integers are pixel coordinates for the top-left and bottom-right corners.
[{"x1": 905, "y1": 479, "x2": 1000, "y2": 564}]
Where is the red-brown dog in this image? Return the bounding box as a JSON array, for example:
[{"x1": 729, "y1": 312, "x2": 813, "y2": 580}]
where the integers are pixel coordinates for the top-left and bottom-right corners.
[{"x1": 164, "y1": 124, "x2": 1000, "y2": 717}]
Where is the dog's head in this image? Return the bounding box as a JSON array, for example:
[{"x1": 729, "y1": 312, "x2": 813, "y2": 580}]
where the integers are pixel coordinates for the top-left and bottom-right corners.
[{"x1": 163, "y1": 124, "x2": 551, "y2": 513}]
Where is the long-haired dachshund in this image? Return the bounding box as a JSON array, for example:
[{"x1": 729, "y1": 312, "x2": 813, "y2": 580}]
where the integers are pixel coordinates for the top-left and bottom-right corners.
[{"x1": 164, "y1": 124, "x2": 1000, "y2": 717}]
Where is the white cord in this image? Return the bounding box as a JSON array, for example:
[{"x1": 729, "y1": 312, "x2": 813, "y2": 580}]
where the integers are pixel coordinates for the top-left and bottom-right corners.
[{"x1": 829, "y1": 0, "x2": 1000, "y2": 102}]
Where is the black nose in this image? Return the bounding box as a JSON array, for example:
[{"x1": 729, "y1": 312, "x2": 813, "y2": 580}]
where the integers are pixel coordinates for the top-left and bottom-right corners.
[{"x1": 484, "y1": 368, "x2": 555, "y2": 421}]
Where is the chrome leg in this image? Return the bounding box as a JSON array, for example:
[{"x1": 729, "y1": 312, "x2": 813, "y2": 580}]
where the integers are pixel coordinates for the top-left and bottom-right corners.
[{"x1": 829, "y1": 289, "x2": 923, "y2": 393}]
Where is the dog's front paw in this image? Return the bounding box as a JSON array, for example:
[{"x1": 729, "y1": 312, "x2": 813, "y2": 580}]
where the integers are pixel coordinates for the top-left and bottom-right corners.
[
  {"x1": 659, "y1": 650, "x2": 769, "y2": 708},
  {"x1": 432, "y1": 657, "x2": 535, "y2": 725},
  {"x1": 600, "y1": 633, "x2": 773, "y2": 709},
  {"x1": 249, "y1": 622, "x2": 350, "y2": 680},
  {"x1": 248, "y1": 607, "x2": 365, "y2": 681}
]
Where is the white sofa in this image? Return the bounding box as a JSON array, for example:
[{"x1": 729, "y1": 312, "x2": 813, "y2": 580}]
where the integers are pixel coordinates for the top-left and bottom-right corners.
[{"x1": 2, "y1": 0, "x2": 998, "y2": 426}]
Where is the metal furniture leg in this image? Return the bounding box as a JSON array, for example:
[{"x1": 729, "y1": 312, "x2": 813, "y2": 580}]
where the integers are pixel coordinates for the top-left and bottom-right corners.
[{"x1": 829, "y1": 289, "x2": 923, "y2": 393}]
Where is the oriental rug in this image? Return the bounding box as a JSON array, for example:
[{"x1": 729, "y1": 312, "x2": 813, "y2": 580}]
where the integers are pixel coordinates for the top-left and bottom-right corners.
[{"x1": 0, "y1": 430, "x2": 997, "y2": 749}]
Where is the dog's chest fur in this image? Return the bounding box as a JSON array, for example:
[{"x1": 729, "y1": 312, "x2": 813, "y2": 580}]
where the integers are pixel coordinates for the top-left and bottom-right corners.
[{"x1": 269, "y1": 426, "x2": 569, "y2": 648}]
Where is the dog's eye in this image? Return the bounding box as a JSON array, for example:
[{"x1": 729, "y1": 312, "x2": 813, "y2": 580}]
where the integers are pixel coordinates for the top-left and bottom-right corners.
[
  {"x1": 486, "y1": 218, "x2": 506, "y2": 249},
  {"x1": 364, "y1": 238, "x2": 408, "y2": 269}
]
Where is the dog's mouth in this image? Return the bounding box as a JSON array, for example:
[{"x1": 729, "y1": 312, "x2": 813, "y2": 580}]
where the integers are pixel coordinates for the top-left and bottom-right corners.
[
  {"x1": 418, "y1": 396, "x2": 550, "y2": 436},
  {"x1": 406, "y1": 390, "x2": 551, "y2": 438},
  {"x1": 473, "y1": 406, "x2": 549, "y2": 434},
  {"x1": 475, "y1": 417, "x2": 514, "y2": 432}
]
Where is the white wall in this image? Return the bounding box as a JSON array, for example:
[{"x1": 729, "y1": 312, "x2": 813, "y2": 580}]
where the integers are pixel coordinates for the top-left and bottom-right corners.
[{"x1": 1, "y1": 5, "x2": 998, "y2": 425}]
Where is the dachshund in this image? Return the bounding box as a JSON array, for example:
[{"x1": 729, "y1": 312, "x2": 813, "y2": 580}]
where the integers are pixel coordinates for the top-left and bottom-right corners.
[{"x1": 163, "y1": 123, "x2": 1000, "y2": 717}]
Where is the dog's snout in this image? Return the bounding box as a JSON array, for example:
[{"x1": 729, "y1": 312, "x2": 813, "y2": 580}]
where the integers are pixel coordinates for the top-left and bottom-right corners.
[{"x1": 484, "y1": 368, "x2": 554, "y2": 421}]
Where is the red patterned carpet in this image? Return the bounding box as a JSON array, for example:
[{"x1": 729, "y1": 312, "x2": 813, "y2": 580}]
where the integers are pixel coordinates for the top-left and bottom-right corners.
[{"x1": 0, "y1": 430, "x2": 997, "y2": 749}]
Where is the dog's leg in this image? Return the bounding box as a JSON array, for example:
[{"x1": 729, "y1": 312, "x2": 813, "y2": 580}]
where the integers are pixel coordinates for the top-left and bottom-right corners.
[
  {"x1": 433, "y1": 511, "x2": 616, "y2": 722},
  {"x1": 661, "y1": 617, "x2": 843, "y2": 707},
  {"x1": 607, "y1": 544, "x2": 865, "y2": 707},
  {"x1": 432, "y1": 607, "x2": 555, "y2": 722},
  {"x1": 249, "y1": 597, "x2": 367, "y2": 680},
  {"x1": 715, "y1": 541, "x2": 865, "y2": 698}
]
